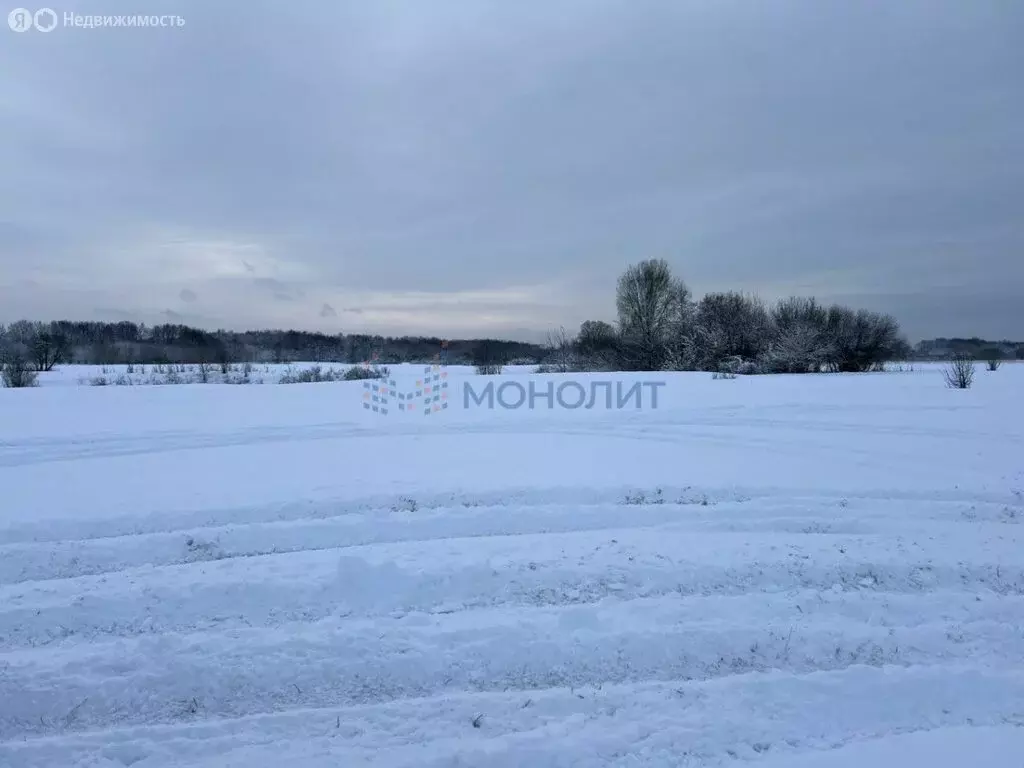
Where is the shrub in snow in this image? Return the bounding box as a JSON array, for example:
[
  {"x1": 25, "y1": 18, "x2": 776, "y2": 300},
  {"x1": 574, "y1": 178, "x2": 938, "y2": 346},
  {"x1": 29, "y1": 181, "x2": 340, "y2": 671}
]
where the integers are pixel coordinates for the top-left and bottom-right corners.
[
  {"x1": 714, "y1": 355, "x2": 762, "y2": 376},
  {"x1": 1, "y1": 347, "x2": 40, "y2": 387},
  {"x1": 943, "y1": 354, "x2": 975, "y2": 389},
  {"x1": 766, "y1": 323, "x2": 831, "y2": 373},
  {"x1": 692, "y1": 292, "x2": 772, "y2": 371},
  {"x1": 342, "y1": 364, "x2": 388, "y2": 381},
  {"x1": 821, "y1": 306, "x2": 909, "y2": 372},
  {"x1": 280, "y1": 362, "x2": 364, "y2": 382},
  {"x1": 541, "y1": 326, "x2": 579, "y2": 373},
  {"x1": 471, "y1": 340, "x2": 507, "y2": 375},
  {"x1": 571, "y1": 320, "x2": 624, "y2": 372}
]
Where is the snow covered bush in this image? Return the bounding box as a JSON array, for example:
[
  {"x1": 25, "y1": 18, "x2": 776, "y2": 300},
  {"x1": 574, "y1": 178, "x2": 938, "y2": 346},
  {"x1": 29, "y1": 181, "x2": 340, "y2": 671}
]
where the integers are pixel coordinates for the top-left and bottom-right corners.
[
  {"x1": 0, "y1": 349, "x2": 38, "y2": 388},
  {"x1": 341, "y1": 364, "x2": 388, "y2": 382},
  {"x1": 692, "y1": 292, "x2": 772, "y2": 372},
  {"x1": 765, "y1": 297, "x2": 832, "y2": 373},
  {"x1": 765, "y1": 322, "x2": 831, "y2": 373},
  {"x1": 821, "y1": 306, "x2": 908, "y2": 373},
  {"x1": 279, "y1": 365, "x2": 345, "y2": 384}
]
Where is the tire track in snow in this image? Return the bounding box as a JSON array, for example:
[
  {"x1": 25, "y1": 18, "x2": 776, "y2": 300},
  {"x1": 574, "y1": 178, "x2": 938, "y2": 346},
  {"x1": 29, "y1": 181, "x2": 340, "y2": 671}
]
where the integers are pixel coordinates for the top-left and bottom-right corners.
[
  {"x1": 1, "y1": 520, "x2": 1022, "y2": 650},
  {"x1": 4, "y1": 666, "x2": 1024, "y2": 767},
  {"x1": 1, "y1": 490, "x2": 1022, "y2": 761},
  {"x1": 2, "y1": 594, "x2": 1022, "y2": 739},
  {"x1": 3, "y1": 496, "x2": 1018, "y2": 585},
  {"x1": 2, "y1": 486, "x2": 1019, "y2": 546}
]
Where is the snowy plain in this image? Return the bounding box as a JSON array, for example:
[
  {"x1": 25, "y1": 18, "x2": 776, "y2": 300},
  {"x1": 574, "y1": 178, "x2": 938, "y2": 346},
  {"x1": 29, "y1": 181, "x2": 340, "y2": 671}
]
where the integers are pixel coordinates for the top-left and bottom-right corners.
[{"x1": 0, "y1": 362, "x2": 1022, "y2": 767}]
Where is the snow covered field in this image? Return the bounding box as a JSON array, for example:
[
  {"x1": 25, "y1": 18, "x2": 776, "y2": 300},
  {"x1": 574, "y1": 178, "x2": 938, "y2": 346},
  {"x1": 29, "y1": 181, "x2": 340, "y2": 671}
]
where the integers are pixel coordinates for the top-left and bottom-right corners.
[{"x1": 1, "y1": 364, "x2": 1022, "y2": 767}]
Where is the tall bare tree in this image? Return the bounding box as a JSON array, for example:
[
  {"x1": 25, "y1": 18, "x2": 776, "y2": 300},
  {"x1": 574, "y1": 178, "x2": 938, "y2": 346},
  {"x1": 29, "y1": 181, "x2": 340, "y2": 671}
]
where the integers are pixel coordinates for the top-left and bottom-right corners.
[{"x1": 616, "y1": 259, "x2": 690, "y2": 371}]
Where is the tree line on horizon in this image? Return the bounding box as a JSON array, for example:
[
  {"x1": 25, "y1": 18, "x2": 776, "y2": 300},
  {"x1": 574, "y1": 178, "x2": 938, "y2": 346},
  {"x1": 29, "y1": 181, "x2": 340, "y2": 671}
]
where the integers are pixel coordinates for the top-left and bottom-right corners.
[
  {"x1": 1, "y1": 259, "x2": 1021, "y2": 384},
  {"x1": 0, "y1": 319, "x2": 546, "y2": 383},
  {"x1": 523, "y1": 259, "x2": 911, "y2": 375},
  {"x1": 476, "y1": 260, "x2": 1021, "y2": 375}
]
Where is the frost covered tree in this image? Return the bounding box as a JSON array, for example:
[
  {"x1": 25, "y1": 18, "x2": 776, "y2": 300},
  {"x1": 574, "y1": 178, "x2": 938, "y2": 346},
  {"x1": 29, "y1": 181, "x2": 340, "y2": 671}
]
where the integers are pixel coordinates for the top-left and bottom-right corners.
[
  {"x1": 0, "y1": 320, "x2": 70, "y2": 372},
  {"x1": 765, "y1": 297, "x2": 832, "y2": 373},
  {"x1": 767, "y1": 323, "x2": 832, "y2": 373},
  {"x1": 692, "y1": 292, "x2": 773, "y2": 371},
  {"x1": 615, "y1": 259, "x2": 692, "y2": 371}
]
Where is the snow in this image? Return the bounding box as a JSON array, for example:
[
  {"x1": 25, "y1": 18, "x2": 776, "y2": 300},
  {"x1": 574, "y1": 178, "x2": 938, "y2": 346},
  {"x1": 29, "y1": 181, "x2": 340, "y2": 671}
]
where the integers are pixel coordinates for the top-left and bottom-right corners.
[{"x1": 1, "y1": 363, "x2": 1022, "y2": 766}]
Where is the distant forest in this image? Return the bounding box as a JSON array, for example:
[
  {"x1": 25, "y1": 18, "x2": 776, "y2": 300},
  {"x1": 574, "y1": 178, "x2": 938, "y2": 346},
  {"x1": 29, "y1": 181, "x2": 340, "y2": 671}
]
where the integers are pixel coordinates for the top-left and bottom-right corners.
[
  {"x1": 1, "y1": 259, "x2": 1022, "y2": 375},
  {"x1": 0, "y1": 320, "x2": 544, "y2": 369},
  {"x1": 912, "y1": 337, "x2": 1024, "y2": 362}
]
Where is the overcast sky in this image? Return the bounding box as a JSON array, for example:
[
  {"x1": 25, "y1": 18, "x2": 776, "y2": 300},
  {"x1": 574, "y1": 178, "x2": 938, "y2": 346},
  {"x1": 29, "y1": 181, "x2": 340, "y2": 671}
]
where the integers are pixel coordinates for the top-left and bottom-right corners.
[{"x1": 2, "y1": 0, "x2": 1021, "y2": 342}]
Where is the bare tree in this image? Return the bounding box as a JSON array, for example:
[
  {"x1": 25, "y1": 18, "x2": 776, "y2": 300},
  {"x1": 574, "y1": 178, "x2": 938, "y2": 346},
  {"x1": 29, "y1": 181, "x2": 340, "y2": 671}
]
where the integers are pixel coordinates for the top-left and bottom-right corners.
[
  {"x1": 943, "y1": 354, "x2": 975, "y2": 389},
  {"x1": 30, "y1": 329, "x2": 70, "y2": 372},
  {"x1": 543, "y1": 326, "x2": 577, "y2": 372},
  {"x1": 616, "y1": 259, "x2": 690, "y2": 371},
  {"x1": 576, "y1": 320, "x2": 620, "y2": 371},
  {"x1": 985, "y1": 351, "x2": 1003, "y2": 371}
]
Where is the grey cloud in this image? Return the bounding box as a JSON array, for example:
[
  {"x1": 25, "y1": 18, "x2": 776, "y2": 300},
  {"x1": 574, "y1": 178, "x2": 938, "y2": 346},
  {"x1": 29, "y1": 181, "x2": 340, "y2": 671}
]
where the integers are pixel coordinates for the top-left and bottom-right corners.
[
  {"x1": 179, "y1": 289, "x2": 198, "y2": 303},
  {"x1": 252, "y1": 278, "x2": 304, "y2": 302},
  {"x1": 1, "y1": 0, "x2": 1022, "y2": 339},
  {"x1": 319, "y1": 303, "x2": 337, "y2": 318}
]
